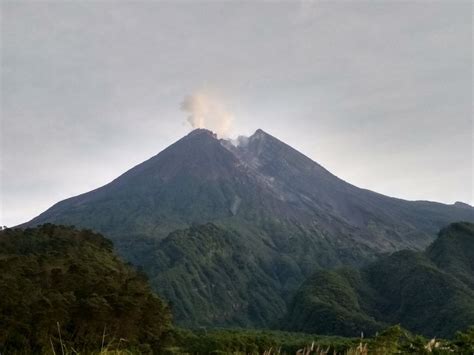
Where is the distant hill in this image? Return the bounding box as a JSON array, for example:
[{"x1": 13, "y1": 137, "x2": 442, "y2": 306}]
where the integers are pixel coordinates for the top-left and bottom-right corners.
[
  {"x1": 134, "y1": 223, "x2": 289, "y2": 327},
  {"x1": 0, "y1": 224, "x2": 172, "y2": 353},
  {"x1": 21, "y1": 129, "x2": 474, "y2": 326},
  {"x1": 283, "y1": 222, "x2": 474, "y2": 338}
]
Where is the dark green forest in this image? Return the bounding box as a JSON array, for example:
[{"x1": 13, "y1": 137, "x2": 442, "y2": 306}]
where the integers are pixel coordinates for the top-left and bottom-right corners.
[
  {"x1": 0, "y1": 225, "x2": 172, "y2": 354},
  {"x1": 283, "y1": 222, "x2": 474, "y2": 338},
  {"x1": 1, "y1": 223, "x2": 473, "y2": 354}
]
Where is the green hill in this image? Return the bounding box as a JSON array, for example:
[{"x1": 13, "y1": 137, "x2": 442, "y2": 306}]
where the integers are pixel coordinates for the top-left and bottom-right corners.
[
  {"x1": 283, "y1": 222, "x2": 474, "y2": 338},
  {"x1": 128, "y1": 222, "x2": 372, "y2": 327},
  {"x1": 0, "y1": 224, "x2": 172, "y2": 354},
  {"x1": 427, "y1": 222, "x2": 474, "y2": 288},
  {"x1": 136, "y1": 223, "x2": 288, "y2": 327}
]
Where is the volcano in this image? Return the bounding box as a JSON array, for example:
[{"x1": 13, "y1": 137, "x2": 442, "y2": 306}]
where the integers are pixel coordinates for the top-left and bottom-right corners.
[{"x1": 23, "y1": 128, "x2": 474, "y2": 326}]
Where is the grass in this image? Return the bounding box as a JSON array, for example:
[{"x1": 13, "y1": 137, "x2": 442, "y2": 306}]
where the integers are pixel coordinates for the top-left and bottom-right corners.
[{"x1": 6, "y1": 324, "x2": 474, "y2": 354}]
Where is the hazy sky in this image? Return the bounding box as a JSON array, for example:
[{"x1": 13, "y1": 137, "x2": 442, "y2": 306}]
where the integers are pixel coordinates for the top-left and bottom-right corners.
[{"x1": 1, "y1": 1, "x2": 473, "y2": 226}]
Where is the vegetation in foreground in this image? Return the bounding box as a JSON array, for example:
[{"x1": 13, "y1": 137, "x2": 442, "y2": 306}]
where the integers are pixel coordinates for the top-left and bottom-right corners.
[
  {"x1": 1, "y1": 224, "x2": 473, "y2": 354},
  {"x1": 166, "y1": 325, "x2": 474, "y2": 354},
  {"x1": 4, "y1": 325, "x2": 474, "y2": 354},
  {"x1": 0, "y1": 225, "x2": 172, "y2": 354}
]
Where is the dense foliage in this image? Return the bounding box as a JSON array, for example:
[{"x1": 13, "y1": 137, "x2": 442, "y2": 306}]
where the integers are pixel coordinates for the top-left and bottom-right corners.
[
  {"x1": 166, "y1": 325, "x2": 474, "y2": 354},
  {"x1": 2, "y1": 223, "x2": 474, "y2": 354},
  {"x1": 132, "y1": 222, "x2": 376, "y2": 327},
  {"x1": 137, "y1": 223, "x2": 287, "y2": 327},
  {"x1": 0, "y1": 224, "x2": 172, "y2": 354},
  {"x1": 167, "y1": 328, "x2": 357, "y2": 354},
  {"x1": 283, "y1": 222, "x2": 474, "y2": 338}
]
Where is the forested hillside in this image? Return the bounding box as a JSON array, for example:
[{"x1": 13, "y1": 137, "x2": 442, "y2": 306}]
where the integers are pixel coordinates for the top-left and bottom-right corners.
[
  {"x1": 1, "y1": 223, "x2": 474, "y2": 354},
  {"x1": 284, "y1": 222, "x2": 474, "y2": 338},
  {"x1": 0, "y1": 224, "x2": 172, "y2": 354}
]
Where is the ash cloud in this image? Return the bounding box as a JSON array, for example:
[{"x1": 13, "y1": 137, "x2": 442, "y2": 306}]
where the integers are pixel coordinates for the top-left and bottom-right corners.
[{"x1": 181, "y1": 91, "x2": 234, "y2": 138}]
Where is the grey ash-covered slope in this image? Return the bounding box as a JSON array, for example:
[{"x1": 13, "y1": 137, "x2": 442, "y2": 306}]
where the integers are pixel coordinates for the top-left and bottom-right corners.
[
  {"x1": 23, "y1": 128, "x2": 474, "y2": 327},
  {"x1": 27, "y1": 128, "x2": 473, "y2": 250}
]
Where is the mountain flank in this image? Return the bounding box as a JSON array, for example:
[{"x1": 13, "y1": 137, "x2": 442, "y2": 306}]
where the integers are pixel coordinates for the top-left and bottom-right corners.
[{"x1": 22, "y1": 129, "x2": 474, "y2": 326}]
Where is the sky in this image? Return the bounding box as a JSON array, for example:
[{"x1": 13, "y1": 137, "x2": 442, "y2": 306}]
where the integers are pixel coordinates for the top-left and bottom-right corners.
[{"x1": 1, "y1": 0, "x2": 473, "y2": 226}]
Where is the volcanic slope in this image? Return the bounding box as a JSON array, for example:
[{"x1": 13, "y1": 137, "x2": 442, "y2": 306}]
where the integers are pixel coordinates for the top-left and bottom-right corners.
[{"x1": 24, "y1": 129, "x2": 474, "y2": 326}]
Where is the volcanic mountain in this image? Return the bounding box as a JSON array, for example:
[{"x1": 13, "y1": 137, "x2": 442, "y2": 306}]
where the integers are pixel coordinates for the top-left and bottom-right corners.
[{"x1": 23, "y1": 128, "x2": 474, "y2": 326}]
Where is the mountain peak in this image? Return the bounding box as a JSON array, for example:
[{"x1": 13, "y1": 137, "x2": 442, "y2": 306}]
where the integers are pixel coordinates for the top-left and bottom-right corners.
[
  {"x1": 251, "y1": 128, "x2": 271, "y2": 139},
  {"x1": 454, "y1": 201, "x2": 472, "y2": 209},
  {"x1": 186, "y1": 128, "x2": 218, "y2": 139}
]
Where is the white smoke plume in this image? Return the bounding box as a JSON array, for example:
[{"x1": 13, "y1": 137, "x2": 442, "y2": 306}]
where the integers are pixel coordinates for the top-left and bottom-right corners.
[{"x1": 181, "y1": 91, "x2": 234, "y2": 137}]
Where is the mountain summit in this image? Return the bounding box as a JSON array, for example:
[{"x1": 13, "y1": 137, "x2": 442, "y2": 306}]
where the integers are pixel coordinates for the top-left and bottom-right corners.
[{"x1": 23, "y1": 128, "x2": 474, "y2": 326}]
